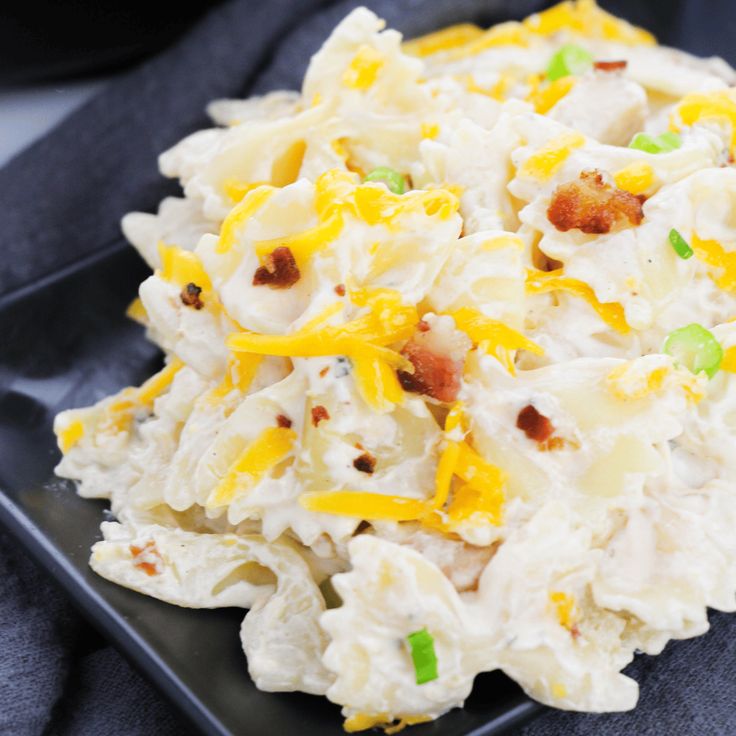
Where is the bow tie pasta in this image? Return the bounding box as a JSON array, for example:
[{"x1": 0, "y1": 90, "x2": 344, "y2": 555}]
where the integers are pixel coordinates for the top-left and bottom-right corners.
[{"x1": 53, "y1": 1, "x2": 736, "y2": 731}]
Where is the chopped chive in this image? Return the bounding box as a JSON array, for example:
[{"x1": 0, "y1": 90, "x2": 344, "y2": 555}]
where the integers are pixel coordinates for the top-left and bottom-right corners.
[
  {"x1": 363, "y1": 167, "x2": 407, "y2": 195},
  {"x1": 629, "y1": 131, "x2": 682, "y2": 154},
  {"x1": 664, "y1": 323, "x2": 723, "y2": 379},
  {"x1": 668, "y1": 228, "x2": 694, "y2": 259},
  {"x1": 407, "y1": 628, "x2": 438, "y2": 685},
  {"x1": 546, "y1": 44, "x2": 594, "y2": 82}
]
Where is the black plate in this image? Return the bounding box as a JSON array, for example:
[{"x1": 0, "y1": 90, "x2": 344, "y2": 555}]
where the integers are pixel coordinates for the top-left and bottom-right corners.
[{"x1": 0, "y1": 244, "x2": 542, "y2": 735}]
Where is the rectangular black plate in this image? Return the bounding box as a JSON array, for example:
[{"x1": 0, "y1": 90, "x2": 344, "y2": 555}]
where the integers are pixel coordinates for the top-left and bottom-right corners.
[{"x1": 0, "y1": 244, "x2": 543, "y2": 735}]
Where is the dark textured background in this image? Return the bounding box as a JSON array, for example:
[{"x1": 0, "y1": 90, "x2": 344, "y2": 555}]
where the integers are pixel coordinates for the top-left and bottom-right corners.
[{"x1": 2, "y1": 1, "x2": 736, "y2": 734}]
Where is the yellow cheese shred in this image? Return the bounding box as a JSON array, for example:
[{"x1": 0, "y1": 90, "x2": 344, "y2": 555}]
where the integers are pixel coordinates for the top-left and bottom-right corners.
[
  {"x1": 136, "y1": 358, "x2": 186, "y2": 407},
  {"x1": 549, "y1": 591, "x2": 577, "y2": 630},
  {"x1": 74, "y1": 358, "x2": 184, "y2": 440},
  {"x1": 126, "y1": 297, "x2": 148, "y2": 326},
  {"x1": 528, "y1": 76, "x2": 576, "y2": 115},
  {"x1": 343, "y1": 713, "x2": 431, "y2": 734},
  {"x1": 613, "y1": 161, "x2": 656, "y2": 196},
  {"x1": 222, "y1": 179, "x2": 268, "y2": 204},
  {"x1": 58, "y1": 419, "x2": 85, "y2": 453},
  {"x1": 672, "y1": 88, "x2": 736, "y2": 151},
  {"x1": 691, "y1": 233, "x2": 736, "y2": 292},
  {"x1": 208, "y1": 353, "x2": 264, "y2": 405},
  {"x1": 402, "y1": 23, "x2": 483, "y2": 57},
  {"x1": 352, "y1": 355, "x2": 405, "y2": 413},
  {"x1": 158, "y1": 243, "x2": 212, "y2": 290},
  {"x1": 343, "y1": 45, "x2": 384, "y2": 90},
  {"x1": 208, "y1": 427, "x2": 296, "y2": 508},
  {"x1": 526, "y1": 269, "x2": 631, "y2": 334},
  {"x1": 254, "y1": 211, "x2": 344, "y2": 267},
  {"x1": 300, "y1": 491, "x2": 427, "y2": 521},
  {"x1": 518, "y1": 133, "x2": 585, "y2": 181},
  {"x1": 449, "y1": 307, "x2": 544, "y2": 370},
  {"x1": 721, "y1": 346, "x2": 736, "y2": 373},
  {"x1": 216, "y1": 185, "x2": 275, "y2": 254}
]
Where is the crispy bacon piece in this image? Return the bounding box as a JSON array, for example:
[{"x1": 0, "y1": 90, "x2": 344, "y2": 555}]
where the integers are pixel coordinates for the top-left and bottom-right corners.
[
  {"x1": 593, "y1": 60, "x2": 627, "y2": 72},
  {"x1": 547, "y1": 170, "x2": 644, "y2": 234},
  {"x1": 311, "y1": 405, "x2": 330, "y2": 427},
  {"x1": 276, "y1": 414, "x2": 292, "y2": 429},
  {"x1": 397, "y1": 320, "x2": 468, "y2": 403},
  {"x1": 398, "y1": 342, "x2": 463, "y2": 403},
  {"x1": 334, "y1": 283, "x2": 346, "y2": 296},
  {"x1": 129, "y1": 541, "x2": 162, "y2": 576},
  {"x1": 353, "y1": 451, "x2": 376, "y2": 474},
  {"x1": 180, "y1": 282, "x2": 204, "y2": 309},
  {"x1": 516, "y1": 404, "x2": 554, "y2": 443},
  {"x1": 252, "y1": 246, "x2": 300, "y2": 288}
]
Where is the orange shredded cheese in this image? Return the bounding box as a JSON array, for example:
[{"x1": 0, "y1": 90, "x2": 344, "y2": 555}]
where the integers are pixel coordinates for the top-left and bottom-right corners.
[{"x1": 526, "y1": 269, "x2": 630, "y2": 333}]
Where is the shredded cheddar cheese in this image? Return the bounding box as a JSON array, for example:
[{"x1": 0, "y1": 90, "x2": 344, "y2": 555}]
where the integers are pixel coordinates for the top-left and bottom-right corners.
[
  {"x1": 519, "y1": 133, "x2": 585, "y2": 181},
  {"x1": 692, "y1": 233, "x2": 736, "y2": 292},
  {"x1": 721, "y1": 346, "x2": 736, "y2": 373},
  {"x1": 449, "y1": 307, "x2": 544, "y2": 372},
  {"x1": 402, "y1": 23, "x2": 483, "y2": 57},
  {"x1": 526, "y1": 269, "x2": 631, "y2": 333},
  {"x1": 216, "y1": 186, "x2": 276, "y2": 254},
  {"x1": 126, "y1": 296, "x2": 148, "y2": 325},
  {"x1": 613, "y1": 161, "x2": 656, "y2": 195},
  {"x1": 300, "y1": 491, "x2": 427, "y2": 520},
  {"x1": 343, "y1": 45, "x2": 384, "y2": 90},
  {"x1": 58, "y1": 419, "x2": 85, "y2": 453},
  {"x1": 549, "y1": 591, "x2": 577, "y2": 629},
  {"x1": 673, "y1": 88, "x2": 736, "y2": 151},
  {"x1": 208, "y1": 426, "x2": 296, "y2": 508},
  {"x1": 528, "y1": 76, "x2": 576, "y2": 115}
]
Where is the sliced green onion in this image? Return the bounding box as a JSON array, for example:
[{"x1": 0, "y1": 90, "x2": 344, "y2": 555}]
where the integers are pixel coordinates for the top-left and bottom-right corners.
[
  {"x1": 363, "y1": 167, "x2": 407, "y2": 195},
  {"x1": 407, "y1": 628, "x2": 438, "y2": 685},
  {"x1": 668, "y1": 228, "x2": 694, "y2": 259},
  {"x1": 664, "y1": 323, "x2": 723, "y2": 379},
  {"x1": 629, "y1": 131, "x2": 682, "y2": 154},
  {"x1": 546, "y1": 44, "x2": 594, "y2": 82}
]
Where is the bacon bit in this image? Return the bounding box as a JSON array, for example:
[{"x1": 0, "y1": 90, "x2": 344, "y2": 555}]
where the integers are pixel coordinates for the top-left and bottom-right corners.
[
  {"x1": 311, "y1": 405, "x2": 330, "y2": 426},
  {"x1": 353, "y1": 451, "x2": 376, "y2": 474},
  {"x1": 570, "y1": 623, "x2": 582, "y2": 640},
  {"x1": 319, "y1": 366, "x2": 330, "y2": 378},
  {"x1": 276, "y1": 414, "x2": 292, "y2": 429},
  {"x1": 252, "y1": 246, "x2": 300, "y2": 288},
  {"x1": 547, "y1": 170, "x2": 644, "y2": 234},
  {"x1": 180, "y1": 282, "x2": 204, "y2": 309},
  {"x1": 594, "y1": 60, "x2": 627, "y2": 72},
  {"x1": 398, "y1": 341, "x2": 463, "y2": 403},
  {"x1": 516, "y1": 404, "x2": 554, "y2": 443},
  {"x1": 334, "y1": 283, "x2": 346, "y2": 296},
  {"x1": 129, "y1": 541, "x2": 162, "y2": 576},
  {"x1": 417, "y1": 319, "x2": 431, "y2": 332}
]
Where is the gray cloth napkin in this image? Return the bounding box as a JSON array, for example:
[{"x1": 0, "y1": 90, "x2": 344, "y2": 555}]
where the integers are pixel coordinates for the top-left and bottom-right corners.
[{"x1": 2, "y1": 0, "x2": 736, "y2": 734}]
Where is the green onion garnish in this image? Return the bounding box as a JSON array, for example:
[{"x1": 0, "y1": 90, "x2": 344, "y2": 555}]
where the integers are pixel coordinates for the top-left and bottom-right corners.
[
  {"x1": 664, "y1": 323, "x2": 723, "y2": 378},
  {"x1": 629, "y1": 131, "x2": 682, "y2": 154},
  {"x1": 546, "y1": 44, "x2": 594, "y2": 82},
  {"x1": 668, "y1": 228, "x2": 694, "y2": 259},
  {"x1": 363, "y1": 167, "x2": 407, "y2": 195},
  {"x1": 407, "y1": 628, "x2": 438, "y2": 685}
]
